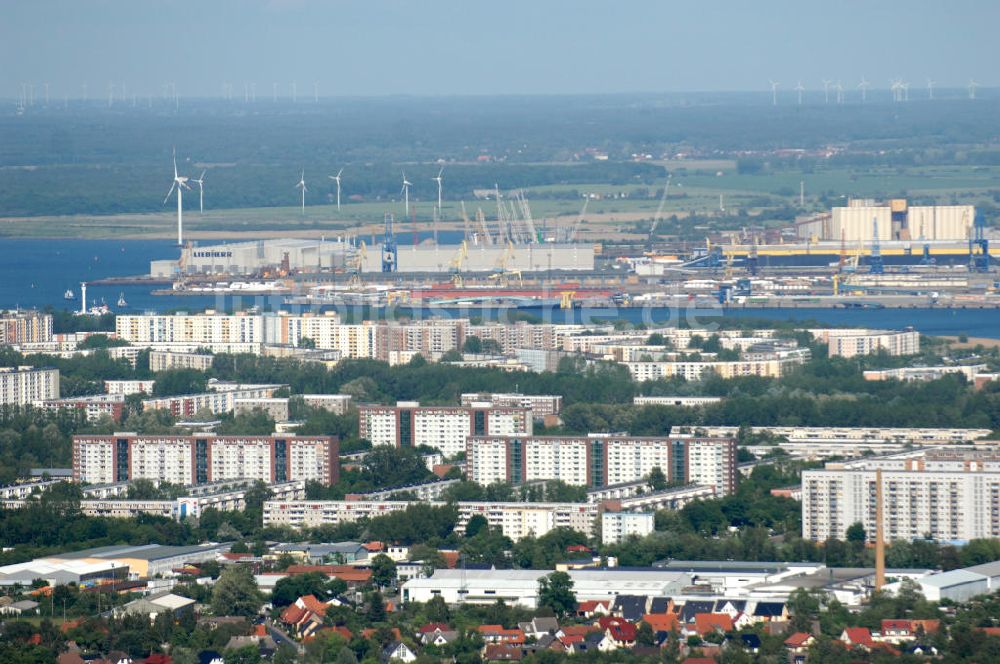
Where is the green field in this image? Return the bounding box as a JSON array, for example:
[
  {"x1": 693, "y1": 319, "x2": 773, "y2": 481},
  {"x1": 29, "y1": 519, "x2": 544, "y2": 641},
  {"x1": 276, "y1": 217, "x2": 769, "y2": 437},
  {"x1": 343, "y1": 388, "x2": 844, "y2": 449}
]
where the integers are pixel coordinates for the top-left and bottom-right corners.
[{"x1": 2, "y1": 164, "x2": 997, "y2": 240}]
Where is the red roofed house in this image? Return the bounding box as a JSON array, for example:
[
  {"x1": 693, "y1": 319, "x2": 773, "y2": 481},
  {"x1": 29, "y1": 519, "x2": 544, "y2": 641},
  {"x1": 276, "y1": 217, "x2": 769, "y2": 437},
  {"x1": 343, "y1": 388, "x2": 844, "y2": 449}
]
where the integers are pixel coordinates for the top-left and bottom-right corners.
[
  {"x1": 283, "y1": 565, "x2": 372, "y2": 587},
  {"x1": 417, "y1": 622, "x2": 452, "y2": 634},
  {"x1": 482, "y1": 643, "x2": 523, "y2": 661},
  {"x1": 576, "y1": 600, "x2": 612, "y2": 619},
  {"x1": 784, "y1": 632, "x2": 815, "y2": 663},
  {"x1": 840, "y1": 627, "x2": 877, "y2": 651},
  {"x1": 280, "y1": 595, "x2": 329, "y2": 639},
  {"x1": 477, "y1": 625, "x2": 525, "y2": 645},
  {"x1": 595, "y1": 617, "x2": 636, "y2": 649},
  {"x1": 880, "y1": 619, "x2": 915, "y2": 643},
  {"x1": 690, "y1": 613, "x2": 734, "y2": 637},
  {"x1": 641, "y1": 613, "x2": 680, "y2": 634},
  {"x1": 681, "y1": 658, "x2": 718, "y2": 664}
]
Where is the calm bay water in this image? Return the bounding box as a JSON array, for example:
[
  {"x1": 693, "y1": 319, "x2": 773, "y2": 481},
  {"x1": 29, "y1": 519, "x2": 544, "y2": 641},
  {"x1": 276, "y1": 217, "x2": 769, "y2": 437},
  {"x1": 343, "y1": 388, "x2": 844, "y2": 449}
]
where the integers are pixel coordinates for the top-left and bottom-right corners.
[{"x1": 1, "y1": 238, "x2": 999, "y2": 338}]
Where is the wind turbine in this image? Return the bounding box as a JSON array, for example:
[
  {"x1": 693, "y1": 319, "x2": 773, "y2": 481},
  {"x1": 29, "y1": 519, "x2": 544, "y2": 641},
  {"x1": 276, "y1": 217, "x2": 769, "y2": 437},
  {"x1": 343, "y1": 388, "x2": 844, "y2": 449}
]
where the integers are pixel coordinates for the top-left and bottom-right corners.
[
  {"x1": 432, "y1": 167, "x2": 444, "y2": 214},
  {"x1": 858, "y1": 77, "x2": 871, "y2": 104},
  {"x1": 901, "y1": 81, "x2": 910, "y2": 102},
  {"x1": 163, "y1": 148, "x2": 190, "y2": 246},
  {"x1": 890, "y1": 79, "x2": 901, "y2": 102},
  {"x1": 794, "y1": 81, "x2": 805, "y2": 105},
  {"x1": 192, "y1": 170, "x2": 206, "y2": 213},
  {"x1": 834, "y1": 80, "x2": 844, "y2": 104},
  {"x1": 295, "y1": 171, "x2": 307, "y2": 215},
  {"x1": 328, "y1": 168, "x2": 344, "y2": 211},
  {"x1": 968, "y1": 79, "x2": 980, "y2": 100},
  {"x1": 401, "y1": 172, "x2": 413, "y2": 218},
  {"x1": 822, "y1": 79, "x2": 831, "y2": 104},
  {"x1": 768, "y1": 80, "x2": 780, "y2": 106},
  {"x1": 926, "y1": 79, "x2": 935, "y2": 100}
]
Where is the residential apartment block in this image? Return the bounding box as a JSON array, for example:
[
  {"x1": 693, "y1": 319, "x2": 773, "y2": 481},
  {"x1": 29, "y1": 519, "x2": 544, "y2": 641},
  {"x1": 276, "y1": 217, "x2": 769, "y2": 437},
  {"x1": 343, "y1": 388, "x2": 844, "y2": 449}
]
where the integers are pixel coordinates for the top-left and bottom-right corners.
[
  {"x1": 142, "y1": 384, "x2": 285, "y2": 417},
  {"x1": 0, "y1": 310, "x2": 53, "y2": 345},
  {"x1": 358, "y1": 401, "x2": 533, "y2": 457},
  {"x1": 623, "y1": 356, "x2": 806, "y2": 382},
  {"x1": 0, "y1": 366, "x2": 59, "y2": 405},
  {"x1": 36, "y1": 394, "x2": 125, "y2": 422},
  {"x1": 466, "y1": 435, "x2": 736, "y2": 494},
  {"x1": 263, "y1": 499, "x2": 599, "y2": 541},
  {"x1": 809, "y1": 328, "x2": 920, "y2": 358},
  {"x1": 105, "y1": 380, "x2": 156, "y2": 396},
  {"x1": 802, "y1": 450, "x2": 1000, "y2": 543},
  {"x1": 460, "y1": 393, "x2": 563, "y2": 419},
  {"x1": 148, "y1": 351, "x2": 215, "y2": 372},
  {"x1": 300, "y1": 394, "x2": 353, "y2": 415},
  {"x1": 72, "y1": 433, "x2": 338, "y2": 486},
  {"x1": 601, "y1": 511, "x2": 656, "y2": 544},
  {"x1": 117, "y1": 311, "x2": 264, "y2": 347}
]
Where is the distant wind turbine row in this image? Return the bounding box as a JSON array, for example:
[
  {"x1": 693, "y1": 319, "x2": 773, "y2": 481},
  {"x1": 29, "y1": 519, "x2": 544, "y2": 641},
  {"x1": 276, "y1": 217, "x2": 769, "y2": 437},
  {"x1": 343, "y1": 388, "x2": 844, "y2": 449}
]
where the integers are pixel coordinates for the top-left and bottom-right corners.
[{"x1": 768, "y1": 78, "x2": 983, "y2": 104}]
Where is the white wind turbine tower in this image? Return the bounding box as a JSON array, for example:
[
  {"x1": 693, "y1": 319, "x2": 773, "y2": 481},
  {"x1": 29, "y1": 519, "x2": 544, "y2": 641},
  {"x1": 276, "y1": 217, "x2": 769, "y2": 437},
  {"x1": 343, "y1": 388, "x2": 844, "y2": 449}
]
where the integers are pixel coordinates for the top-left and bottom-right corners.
[
  {"x1": 858, "y1": 77, "x2": 871, "y2": 104},
  {"x1": 890, "y1": 79, "x2": 901, "y2": 102},
  {"x1": 295, "y1": 171, "x2": 307, "y2": 215},
  {"x1": 163, "y1": 149, "x2": 191, "y2": 246},
  {"x1": 291, "y1": 82, "x2": 298, "y2": 103},
  {"x1": 835, "y1": 80, "x2": 844, "y2": 104},
  {"x1": 401, "y1": 172, "x2": 413, "y2": 218},
  {"x1": 192, "y1": 170, "x2": 206, "y2": 213},
  {"x1": 768, "y1": 80, "x2": 780, "y2": 106},
  {"x1": 901, "y1": 81, "x2": 910, "y2": 102},
  {"x1": 313, "y1": 82, "x2": 319, "y2": 103},
  {"x1": 328, "y1": 169, "x2": 344, "y2": 211},
  {"x1": 822, "y1": 79, "x2": 831, "y2": 104},
  {"x1": 968, "y1": 79, "x2": 980, "y2": 100},
  {"x1": 926, "y1": 79, "x2": 936, "y2": 100},
  {"x1": 794, "y1": 81, "x2": 805, "y2": 105},
  {"x1": 432, "y1": 168, "x2": 444, "y2": 214}
]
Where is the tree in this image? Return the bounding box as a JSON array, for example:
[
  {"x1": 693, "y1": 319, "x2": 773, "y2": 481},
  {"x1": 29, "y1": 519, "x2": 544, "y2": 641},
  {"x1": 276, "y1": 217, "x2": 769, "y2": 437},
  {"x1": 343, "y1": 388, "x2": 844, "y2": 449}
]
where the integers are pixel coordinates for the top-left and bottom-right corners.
[
  {"x1": 298, "y1": 336, "x2": 317, "y2": 349},
  {"x1": 223, "y1": 645, "x2": 261, "y2": 664},
  {"x1": 461, "y1": 336, "x2": 483, "y2": 354},
  {"x1": 367, "y1": 590, "x2": 387, "y2": 623},
  {"x1": 211, "y1": 565, "x2": 263, "y2": 618},
  {"x1": 636, "y1": 621, "x2": 655, "y2": 646},
  {"x1": 647, "y1": 466, "x2": 668, "y2": 491},
  {"x1": 370, "y1": 554, "x2": 397, "y2": 589},
  {"x1": 440, "y1": 349, "x2": 463, "y2": 362},
  {"x1": 537, "y1": 571, "x2": 575, "y2": 618},
  {"x1": 846, "y1": 522, "x2": 867, "y2": 543},
  {"x1": 465, "y1": 514, "x2": 489, "y2": 538}
]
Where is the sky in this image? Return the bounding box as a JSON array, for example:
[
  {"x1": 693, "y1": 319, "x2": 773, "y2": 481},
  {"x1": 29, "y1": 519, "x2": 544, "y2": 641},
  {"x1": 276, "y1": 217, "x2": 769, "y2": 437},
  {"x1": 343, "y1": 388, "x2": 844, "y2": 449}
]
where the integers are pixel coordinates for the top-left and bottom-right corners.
[{"x1": 2, "y1": 0, "x2": 998, "y2": 99}]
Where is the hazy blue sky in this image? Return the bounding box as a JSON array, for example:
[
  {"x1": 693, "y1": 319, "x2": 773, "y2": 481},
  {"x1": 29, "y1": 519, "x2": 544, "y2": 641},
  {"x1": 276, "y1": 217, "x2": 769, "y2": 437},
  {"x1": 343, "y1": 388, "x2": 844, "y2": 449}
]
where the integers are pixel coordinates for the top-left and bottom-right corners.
[{"x1": 3, "y1": 0, "x2": 997, "y2": 98}]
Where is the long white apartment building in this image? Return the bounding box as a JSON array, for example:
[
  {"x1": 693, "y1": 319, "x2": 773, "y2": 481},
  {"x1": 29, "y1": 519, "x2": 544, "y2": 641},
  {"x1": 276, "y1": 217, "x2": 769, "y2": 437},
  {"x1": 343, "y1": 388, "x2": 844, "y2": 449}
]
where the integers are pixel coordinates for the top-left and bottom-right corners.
[
  {"x1": 466, "y1": 435, "x2": 737, "y2": 494},
  {"x1": 624, "y1": 355, "x2": 806, "y2": 382},
  {"x1": 72, "y1": 433, "x2": 338, "y2": 486},
  {"x1": 142, "y1": 383, "x2": 285, "y2": 418},
  {"x1": 467, "y1": 322, "x2": 593, "y2": 353},
  {"x1": 358, "y1": 401, "x2": 532, "y2": 458},
  {"x1": 802, "y1": 449, "x2": 1000, "y2": 543},
  {"x1": 117, "y1": 311, "x2": 264, "y2": 347},
  {"x1": 863, "y1": 365, "x2": 987, "y2": 382},
  {"x1": 460, "y1": 393, "x2": 562, "y2": 418},
  {"x1": 0, "y1": 366, "x2": 59, "y2": 405},
  {"x1": 633, "y1": 396, "x2": 723, "y2": 407},
  {"x1": 105, "y1": 380, "x2": 156, "y2": 396},
  {"x1": 809, "y1": 328, "x2": 920, "y2": 358},
  {"x1": 149, "y1": 351, "x2": 215, "y2": 372},
  {"x1": 687, "y1": 425, "x2": 994, "y2": 460},
  {"x1": 263, "y1": 499, "x2": 599, "y2": 541}
]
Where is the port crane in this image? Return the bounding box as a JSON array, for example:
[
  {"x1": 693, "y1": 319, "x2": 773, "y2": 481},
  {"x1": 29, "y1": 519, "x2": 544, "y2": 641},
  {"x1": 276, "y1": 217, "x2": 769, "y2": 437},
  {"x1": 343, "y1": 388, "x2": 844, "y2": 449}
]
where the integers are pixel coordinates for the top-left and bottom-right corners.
[
  {"x1": 381, "y1": 212, "x2": 397, "y2": 273},
  {"x1": 489, "y1": 241, "x2": 522, "y2": 287},
  {"x1": 569, "y1": 198, "x2": 590, "y2": 243},
  {"x1": 449, "y1": 241, "x2": 469, "y2": 287},
  {"x1": 348, "y1": 241, "x2": 366, "y2": 289},
  {"x1": 869, "y1": 217, "x2": 884, "y2": 274}
]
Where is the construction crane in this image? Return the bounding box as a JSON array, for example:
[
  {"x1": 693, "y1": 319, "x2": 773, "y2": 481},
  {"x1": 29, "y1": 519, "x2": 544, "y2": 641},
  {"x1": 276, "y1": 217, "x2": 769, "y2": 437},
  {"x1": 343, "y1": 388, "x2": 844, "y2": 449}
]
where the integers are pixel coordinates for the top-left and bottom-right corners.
[
  {"x1": 348, "y1": 241, "x2": 366, "y2": 289},
  {"x1": 838, "y1": 229, "x2": 847, "y2": 273},
  {"x1": 869, "y1": 216, "x2": 884, "y2": 275},
  {"x1": 381, "y1": 212, "x2": 397, "y2": 273},
  {"x1": 569, "y1": 198, "x2": 589, "y2": 243},
  {"x1": 746, "y1": 236, "x2": 759, "y2": 276},
  {"x1": 449, "y1": 241, "x2": 468, "y2": 287}
]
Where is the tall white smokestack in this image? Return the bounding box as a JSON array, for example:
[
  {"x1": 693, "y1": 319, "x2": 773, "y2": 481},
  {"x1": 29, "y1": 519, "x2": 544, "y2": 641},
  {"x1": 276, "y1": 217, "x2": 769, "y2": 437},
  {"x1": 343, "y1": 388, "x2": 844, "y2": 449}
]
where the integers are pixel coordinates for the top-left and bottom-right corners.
[{"x1": 80, "y1": 282, "x2": 87, "y2": 315}]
